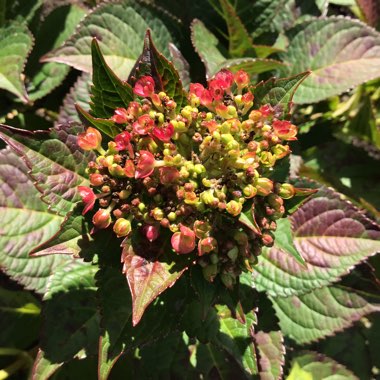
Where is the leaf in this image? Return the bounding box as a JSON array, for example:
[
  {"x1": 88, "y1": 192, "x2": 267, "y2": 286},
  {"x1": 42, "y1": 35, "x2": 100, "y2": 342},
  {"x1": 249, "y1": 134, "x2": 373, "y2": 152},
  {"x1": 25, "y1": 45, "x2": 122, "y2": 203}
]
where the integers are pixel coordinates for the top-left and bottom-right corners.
[
  {"x1": 5, "y1": 0, "x2": 43, "y2": 23},
  {"x1": 356, "y1": 0, "x2": 379, "y2": 27},
  {"x1": 128, "y1": 30, "x2": 187, "y2": 110},
  {"x1": 252, "y1": 187, "x2": 380, "y2": 297},
  {"x1": 239, "y1": 205, "x2": 262, "y2": 235},
  {"x1": 168, "y1": 43, "x2": 191, "y2": 90},
  {"x1": 43, "y1": 1, "x2": 173, "y2": 79},
  {"x1": 0, "y1": 123, "x2": 95, "y2": 216},
  {"x1": 254, "y1": 330, "x2": 285, "y2": 380},
  {"x1": 280, "y1": 17, "x2": 380, "y2": 104},
  {"x1": 31, "y1": 349, "x2": 63, "y2": 380},
  {"x1": 0, "y1": 22, "x2": 33, "y2": 102},
  {"x1": 271, "y1": 285, "x2": 380, "y2": 344},
  {"x1": 287, "y1": 351, "x2": 359, "y2": 380},
  {"x1": 30, "y1": 206, "x2": 92, "y2": 257},
  {"x1": 56, "y1": 73, "x2": 91, "y2": 127},
  {"x1": 191, "y1": 19, "x2": 284, "y2": 78},
  {"x1": 26, "y1": 5, "x2": 87, "y2": 101},
  {"x1": 0, "y1": 147, "x2": 73, "y2": 294},
  {"x1": 41, "y1": 261, "x2": 100, "y2": 362},
  {"x1": 89, "y1": 38, "x2": 134, "y2": 120},
  {"x1": 252, "y1": 72, "x2": 310, "y2": 118},
  {"x1": 122, "y1": 241, "x2": 190, "y2": 325},
  {"x1": 273, "y1": 218, "x2": 306, "y2": 266}
]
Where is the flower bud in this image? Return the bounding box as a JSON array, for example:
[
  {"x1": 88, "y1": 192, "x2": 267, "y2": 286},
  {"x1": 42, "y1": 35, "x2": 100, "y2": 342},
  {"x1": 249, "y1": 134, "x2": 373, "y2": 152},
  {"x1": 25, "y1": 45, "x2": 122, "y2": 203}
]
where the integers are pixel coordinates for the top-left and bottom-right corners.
[
  {"x1": 243, "y1": 184, "x2": 257, "y2": 198},
  {"x1": 171, "y1": 224, "x2": 196, "y2": 254},
  {"x1": 113, "y1": 218, "x2": 132, "y2": 237},
  {"x1": 234, "y1": 70, "x2": 250, "y2": 89},
  {"x1": 277, "y1": 183, "x2": 295, "y2": 199},
  {"x1": 272, "y1": 120, "x2": 297, "y2": 141},
  {"x1": 111, "y1": 108, "x2": 128, "y2": 124},
  {"x1": 226, "y1": 200, "x2": 243, "y2": 216},
  {"x1": 267, "y1": 193, "x2": 284, "y2": 211},
  {"x1": 78, "y1": 186, "x2": 96, "y2": 215},
  {"x1": 159, "y1": 166, "x2": 180, "y2": 185},
  {"x1": 220, "y1": 273, "x2": 236, "y2": 289},
  {"x1": 134, "y1": 76, "x2": 155, "y2": 97},
  {"x1": 249, "y1": 110, "x2": 262, "y2": 122},
  {"x1": 135, "y1": 150, "x2": 155, "y2": 179},
  {"x1": 89, "y1": 173, "x2": 104, "y2": 187},
  {"x1": 151, "y1": 207, "x2": 164, "y2": 221},
  {"x1": 198, "y1": 237, "x2": 218, "y2": 256},
  {"x1": 143, "y1": 224, "x2": 159, "y2": 242},
  {"x1": 272, "y1": 144, "x2": 290, "y2": 159},
  {"x1": 255, "y1": 177, "x2": 273, "y2": 196},
  {"x1": 78, "y1": 127, "x2": 102, "y2": 151},
  {"x1": 202, "y1": 264, "x2": 218, "y2": 282},
  {"x1": 92, "y1": 209, "x2": 112, "y2": 229}
]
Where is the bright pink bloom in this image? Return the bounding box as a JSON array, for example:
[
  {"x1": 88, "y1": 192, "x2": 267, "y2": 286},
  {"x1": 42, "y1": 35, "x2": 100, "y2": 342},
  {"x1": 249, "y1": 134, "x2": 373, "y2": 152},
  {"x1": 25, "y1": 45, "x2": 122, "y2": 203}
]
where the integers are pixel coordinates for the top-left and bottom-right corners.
[
  {"x1": 199, "y1": 89, "x2": 213, "y2": 107},
  {"x1": 77, "y1": 127, "x2": 102, "y2": 151},
  {"x1": 208, "y1": 80, "x2": 224, "y2": 101},
  {"x1": 134, "y1": 76, "x2": 155, "y2": 97},
  {"x1": 234, "y1": 70, "x2": 250, "y2": 88},
  {"x1": 214, "y1": 69, "x2": 234, "y2": 90},
  {"x1": 159, "y1": 167, "x2": 180, "y2": 185},
  {"x1": 272, "y1": 120, "x2": 297, "y2": 141},
  {"x1": 133, "y1": 115, "x2": 155, "y2": 135},
  {"x1": 135, "y1": 150, "x2": 155, "y2": 179},
  {"x1": 143, "y1": 224, "x2": 159, "y2": 242},
  {"x1": 259, "y1": 104, "x2": 272, "y2": 117},
  {"x1": 152, "y1": 123, "x2": 174, "y2": 142},
  {"x1": 171, "y1": 224, "x2": 196, "y2": 254},
  {"x1": 242, "y1": 92, "x2": 254, "y2": 103},
  {"x1": 111, "y1": 108, "x2": 129, "y2": 124},
  {"x1": 115, "y1": 131, "x2": 131, "y2": 151},
  {"x1": 78, "y1": 186, "x2": 96, "y2": 215}
]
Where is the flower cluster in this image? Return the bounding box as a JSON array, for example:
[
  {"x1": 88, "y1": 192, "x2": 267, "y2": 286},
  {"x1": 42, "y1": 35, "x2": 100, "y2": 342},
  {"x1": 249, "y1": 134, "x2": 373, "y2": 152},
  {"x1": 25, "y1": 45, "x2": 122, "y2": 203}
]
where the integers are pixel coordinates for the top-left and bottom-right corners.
[{"x1": 78, "y1": 69, "x2": 299, "y2": 287}]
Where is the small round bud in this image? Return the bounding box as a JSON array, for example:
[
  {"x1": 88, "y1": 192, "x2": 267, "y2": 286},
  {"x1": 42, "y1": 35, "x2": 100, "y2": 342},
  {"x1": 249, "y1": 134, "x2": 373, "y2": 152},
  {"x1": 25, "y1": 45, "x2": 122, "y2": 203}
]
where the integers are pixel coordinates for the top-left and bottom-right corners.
[
  {"x1": 78, "y1": 127, "x2": 102, "y2": 151},
  {"x1": 113, "y1": 218, "x2": 132, "y2": 237},
  {"x1": 277, "y1": 183, "x2": 295, "y2": 199},
  {"x1": 226, "y1": 200, "x2": 243, "y2": 216},
  {"x1": 92, "y1": 209, "x2": 112, "y2": 229}
]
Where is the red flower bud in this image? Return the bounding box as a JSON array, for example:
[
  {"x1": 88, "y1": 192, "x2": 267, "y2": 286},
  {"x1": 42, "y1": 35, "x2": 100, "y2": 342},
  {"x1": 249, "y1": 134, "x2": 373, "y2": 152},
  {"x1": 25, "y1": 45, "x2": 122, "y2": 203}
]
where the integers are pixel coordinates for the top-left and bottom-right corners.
[
  {"x1": 111, "y1": 108, "x2": 128, "y2": 124},
  {"x1": 259, "y1": 104, "x2": 272, "y2": 117},
  {"x1": 133, "y1": 115, "x2": 154, "y2": 135},
  {"x1": 272, "y1": 120, "x2": 297, "y2": 141},
  {"x1": 198, "y1": 237, "x2": 218, "y2": 256},
  {"x1": 113, "y1": 218, "x2": 132, "y2": 237},
  {"x1": 92, "y1": 209, "x2": 112, "y2": 229},
  {"x1": 171, "y1": 224, "x2": 196, "y2": 254},
  {"x1": 77, "y1": 127, "x2": 102, "y2": 151},
  {"x1": 199, "y1": 89, "x2": 213, "y2": 108},
  {"x1": 242, "y1": 92, "x2": 254, "y2": 104},
  {"x1": 152, "y1": 123, "x2": 174, "y2": 142},
  {"x1": 135, "y1": 150, "x2": 155, "y2": 179},
  {"x1": 78, "y1": 186, "x2": 96, "y2": 215},
  {"x1": 214, "y1": 69, "x2": 234, "y2": 90},
  {"x1": 159, "y1": 166, "x2": 180, "y2": 185},
  {"x1": 134, "y1": 75, "x2": 155, "y2": 97},
  {"x1": 143, "y1": 224, "x2": 159, "y2": 242},
  {"x1": 89, "y1": 173, "x2": 104, "y2": 187},
  {"x1": 234, "y1": 70, "x2": 250, "y2": 89}
]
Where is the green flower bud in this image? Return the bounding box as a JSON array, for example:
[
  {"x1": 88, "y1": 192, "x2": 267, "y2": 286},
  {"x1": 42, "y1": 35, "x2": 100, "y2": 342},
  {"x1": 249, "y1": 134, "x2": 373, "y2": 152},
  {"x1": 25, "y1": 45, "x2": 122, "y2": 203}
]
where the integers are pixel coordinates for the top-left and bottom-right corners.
[
  {"x1": 255, "y1": 177, "x2": 273, "y2": 196},
  {"x1": 152, "y1": 207, "x2": 164, "y2": 221},
  {"x1": 277, "y1": 183, "x2": 295, "y2": 199},
  {"x1": 226, "y1": 200, "x2": 243, "y2": 216},
  {"x1": 113, "y1": 218, "x2": 132, "y2": 238}
]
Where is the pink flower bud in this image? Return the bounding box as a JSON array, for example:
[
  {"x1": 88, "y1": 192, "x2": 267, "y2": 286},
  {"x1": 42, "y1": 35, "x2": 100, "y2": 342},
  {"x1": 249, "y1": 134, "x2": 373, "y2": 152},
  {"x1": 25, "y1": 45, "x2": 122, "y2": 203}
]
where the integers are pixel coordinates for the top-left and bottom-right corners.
[
  {"x1": 159, "y1": 166, "x2": 180, "y2": 185},
  {"x1": 242, "y1": 92, "x2": 254, "y2": 104},
  {"x1": 135, "y1": 150, "x2": 155, "y2": 179},
  {"x1": 143, "y1": 224, "x2": 159, "y2": 242},
  {"x1": 113, "y1": 218, "x2": 132, "y2": 237},
  {"x1": 111, "y1": 108, "x2": 129, "y2": 124},
  {"x1": 214, "y1": 69, "x2": 234, "y2": 90},
  {"x1": 78, "y1": 186, "x2": 96, "y2": 215},
  {"x1": 92, "y1": 209, "x2": 112, "y2": 229},
  {"x1": 234, "y1": 70, "x2": 250, "y2": 89},
  {"x1": 171, "y1": 224, "x2": 196, "y2": 254},
  {"x1": 127, "y1": 101, "x2": 141, "y2": 118},
  {"x1": 134, "y1": 75, "x2": 155, "y2": 97},
  {"x1": 115, "y1": 131, "x2": 132, "y2": 151},
  {"x1": 133, "y1": 115, "x2": 154, "y2": 135},
  {"x1": 198, "y1": 237, "x2": 218, "y2": 256},
  {"x1": 89, "y1": 173, "x2": 104, "y2": 187},
  {"x1": 272, "y1": 120, "x2": 297, "y2": 141},
  {"x1": 77, "y1": 127, "x2": 102, "y2": 151},
  {"x1": 152, "y1": 123, "x2": 174, "y2": 142}
]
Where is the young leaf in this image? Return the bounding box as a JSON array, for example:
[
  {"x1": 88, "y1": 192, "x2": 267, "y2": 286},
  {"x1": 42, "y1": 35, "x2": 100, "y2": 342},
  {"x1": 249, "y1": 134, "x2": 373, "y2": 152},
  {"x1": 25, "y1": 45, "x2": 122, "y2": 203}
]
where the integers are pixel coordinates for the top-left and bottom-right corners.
[
  {"x1": 122, "y1": 240, "x2": 190, "y2": 325},
  {"x1": 0, "y1": 123, "x2": 95, "y2": 216},
  {"x1": 0, "y1": 22, "x2": 33, "y2": 102},
  {"x1": 0, "y1": 148, "x2": 73, "y2": 294},
  {"x1": 26, "y1": 5, "x2": 86, "y2": 101},
  {"x1": 252, "y1": 72, "x2": 310, "y2": 118},
  {"x1": 287, "y1": 352, "x2": 359, "y2": 380},
  {"x1": 254, "y1": 330, "x2": 285, "y2": 380},
  {"x1": 31, "y1": 349, "x2": 63, "y2": 380},
  {"x1": 43, "y1": 1, "x2": 172, "y2": 79},
  {"x1": 270, "y1": 285, "x2": 380, "y2": 344},
  {"x1": 128, "y1": 30, "x2": 187, "y2": 110},
  {"x1": 252, "y1": 187, "x2": 380, "y2": 297},
  {"x1": 89, "y1": 39, "x2": 134, "y2": 120},
  {"x1": 280, "y1": 17, "x2": 380, "y2": 103}
]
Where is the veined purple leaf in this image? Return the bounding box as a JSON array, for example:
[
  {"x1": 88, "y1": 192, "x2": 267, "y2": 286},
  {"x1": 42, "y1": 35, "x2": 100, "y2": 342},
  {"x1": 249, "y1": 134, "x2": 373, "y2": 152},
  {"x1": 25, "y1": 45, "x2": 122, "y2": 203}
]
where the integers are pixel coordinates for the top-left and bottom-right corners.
[
  {"x1": 254, "y1": 330, "x2": 285, "y2": 380},
  {"x1": 270, "y1": 285, "x2": 380, "y2": 344},
  {"x1": 0, "y1": 123, "x2": 95, "y2": 216},
  {"x1": 253, "y1": 187, "x2": 380, "y2": 297},
  {"x1": 357, "y1": 0, "x2": 379, "y2": 27},
  {"x1": 0, "y1": 148, "x2": 74, "y2": 294}
]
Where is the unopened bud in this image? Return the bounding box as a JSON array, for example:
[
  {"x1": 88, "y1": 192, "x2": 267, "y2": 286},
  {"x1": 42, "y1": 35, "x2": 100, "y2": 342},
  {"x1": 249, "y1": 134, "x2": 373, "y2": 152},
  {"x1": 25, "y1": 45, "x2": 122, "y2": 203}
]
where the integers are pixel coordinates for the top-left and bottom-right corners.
[
  {"x1": 198, "y1": 237, "x2": 218, "y2": 256},
  {"x1": 92, "y1": 209, "x2": 112, "y2": 229},
  {"x1": 226, "y1": 200, "x2": 243, "y2": 216},
  {"x1": 113, "y1": 218, "x2": 132, "y2": 237}
]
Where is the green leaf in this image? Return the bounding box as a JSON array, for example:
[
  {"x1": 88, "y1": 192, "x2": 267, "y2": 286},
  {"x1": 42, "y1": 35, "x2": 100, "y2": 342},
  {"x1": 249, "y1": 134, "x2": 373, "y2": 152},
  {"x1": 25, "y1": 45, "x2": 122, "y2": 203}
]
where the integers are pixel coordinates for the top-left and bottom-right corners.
[
  {"x1": 0, "y1": 123, "x2": 95, "y2": 216},
  {"x1": 239, "y1": 204, "x2": 262, "y2": 235},
  {"x1": 26, "y1": 5, "x2": 87, "y2": 101},
  {"x1": 122, "y1": 240, "x2": 190, "y2": 325},
  {"x1": 43, "y1": 1, "x2": 173, "y2": 79},
  {"x1": 271, "y1": 285, "x2": 380, "y2": 344},
  {"x1": 252, "y1": 72, "x2": 310, "y2": 118},
  {"x1": 254, "y1": 330, "x2": 285, "y2": 380},
  {"x1": 273, "y1": 218, "x2": 306, "y2": 266},
  {"x1": 89, "y1": 38, "x2": 134, "y2": 120},
  {"x1": 5, "y1": 0, "x2": 43, "y2": 23},
  {"x1": 217, "y1": 57, "x2": 287, "y2": 76},
  {"x1": 0, "y1": 22, "x2": 33, "y2": 102},
  {"x1": 252, "y1": 187, "x2": 380, "y2": 297},
  {"x1": 0, "y1": 147, "x2": 73, "y2": 294},
  {"x1": 128, "y1": 30, "x2": 187, "y2": 110},
  {"x1": 31, "y1": 349, "x2": 63, "y2": 380},
  {"x1": 280, "y1": 17, "x2": 380, "y2": 103},
  {"x1": 56, "y1": 73, "x2": 91, "y2": 126},
  {"x1": 41, "y1": 261, "x2": 100, "y2": 362},
  {"x1": 287, "y1": 352, "x2": 359, "y2": 380}
]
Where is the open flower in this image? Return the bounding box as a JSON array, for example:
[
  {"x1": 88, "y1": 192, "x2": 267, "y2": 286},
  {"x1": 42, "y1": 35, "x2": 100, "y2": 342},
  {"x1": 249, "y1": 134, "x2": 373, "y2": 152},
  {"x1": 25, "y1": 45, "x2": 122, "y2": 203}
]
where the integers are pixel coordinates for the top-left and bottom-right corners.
[
  {"x1": 77, "y1": 127, "x2": 102, "y2": 151},
  {"x1": 135, "y1": 150, "x2": 155, "y2": 179},
  {"x1": 171, "y1": 224, "x2": 196, "y2": 254},
  {"x1": 134, "y1": 75, "x2": 155, "y2": 97}
]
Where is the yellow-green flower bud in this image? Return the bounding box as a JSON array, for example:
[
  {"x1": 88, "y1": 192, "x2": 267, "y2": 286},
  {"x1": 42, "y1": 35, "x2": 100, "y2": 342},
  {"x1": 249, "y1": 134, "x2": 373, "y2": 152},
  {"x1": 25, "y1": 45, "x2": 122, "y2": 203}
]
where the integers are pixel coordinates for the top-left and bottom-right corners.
[
  {"x1": 113, "y1": 218, "x2": 132, "y2": 238},
  {"x1": 226, "y1": 200, "x2": 243, "y2": 216}
]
